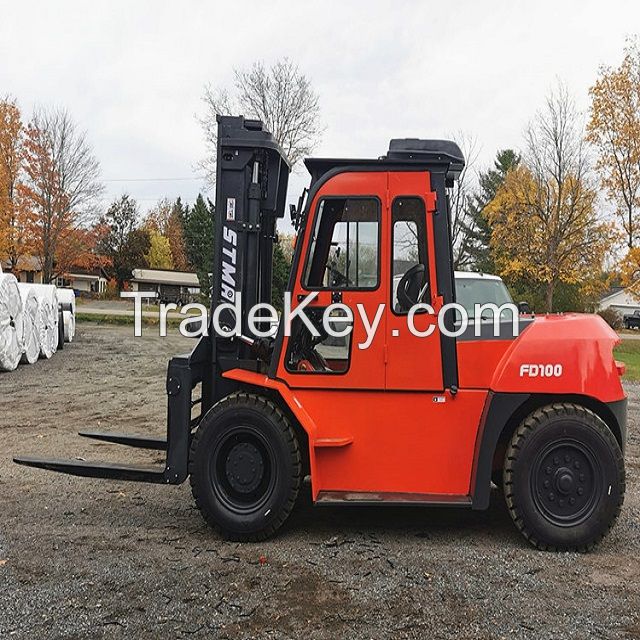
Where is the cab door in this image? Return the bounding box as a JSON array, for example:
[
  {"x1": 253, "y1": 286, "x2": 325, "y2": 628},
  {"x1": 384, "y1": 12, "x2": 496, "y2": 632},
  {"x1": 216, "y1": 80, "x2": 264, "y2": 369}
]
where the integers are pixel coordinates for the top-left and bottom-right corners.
[
  {"x1": 385, "y1": 172, "x2": 444, "y2": 391},
  {"x1": 277, "y1": 171, "x2": 388, "y2": 390}
]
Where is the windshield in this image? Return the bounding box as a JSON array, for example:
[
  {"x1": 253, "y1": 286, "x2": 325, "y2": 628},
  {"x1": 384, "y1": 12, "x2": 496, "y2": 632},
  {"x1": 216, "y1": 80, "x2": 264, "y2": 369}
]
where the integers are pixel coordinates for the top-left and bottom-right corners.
[{"x1": 455, "y1": 277, "x2": 513, "y2": 319}]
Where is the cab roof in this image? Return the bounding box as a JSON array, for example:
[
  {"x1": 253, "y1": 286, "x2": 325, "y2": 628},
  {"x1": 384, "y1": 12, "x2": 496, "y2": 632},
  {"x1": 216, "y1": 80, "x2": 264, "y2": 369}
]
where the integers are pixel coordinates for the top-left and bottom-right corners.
[{"x1": 305, "y1": 138, "x2": 465, "y2": 187}]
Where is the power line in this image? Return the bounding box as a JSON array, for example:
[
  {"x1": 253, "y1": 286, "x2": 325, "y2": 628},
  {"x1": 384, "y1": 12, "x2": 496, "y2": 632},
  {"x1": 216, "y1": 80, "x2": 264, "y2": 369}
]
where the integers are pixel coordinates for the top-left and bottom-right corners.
[{"x1": 103, "y1": 176, "x2": 207, "y2": 183}]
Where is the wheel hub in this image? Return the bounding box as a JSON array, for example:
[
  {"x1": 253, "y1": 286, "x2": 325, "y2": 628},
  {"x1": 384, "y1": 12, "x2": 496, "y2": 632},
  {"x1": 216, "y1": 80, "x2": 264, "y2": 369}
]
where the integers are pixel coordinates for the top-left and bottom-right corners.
[
  {"x1": 225, "y1": 442, "x2": 264, "y2": 493},
  {"x1": 210, "y1": 426, "x2": 276, "y2": 514},
  {"x1": 533, "y1": 440, "x2": 600, "y2": 526},
  {"x1": 554, "y1": 467, "x2": 575, "y2": 495}
]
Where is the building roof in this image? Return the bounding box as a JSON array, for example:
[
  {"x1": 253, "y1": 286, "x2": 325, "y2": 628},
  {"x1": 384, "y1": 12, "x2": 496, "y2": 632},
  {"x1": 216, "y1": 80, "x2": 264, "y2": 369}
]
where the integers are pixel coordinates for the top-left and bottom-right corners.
[
  {"x1": 454, "y1": 270, "x2": 502, "y2": 281},
  {"x1": 600, "y1": 284, "x2": 636, "y2": 303},
  {"x1": 1, "y1": 255, "x2": 43, "y2": 272},
  {"x1": 131, "y1": 268, "x2": 200, "y2": 287}
]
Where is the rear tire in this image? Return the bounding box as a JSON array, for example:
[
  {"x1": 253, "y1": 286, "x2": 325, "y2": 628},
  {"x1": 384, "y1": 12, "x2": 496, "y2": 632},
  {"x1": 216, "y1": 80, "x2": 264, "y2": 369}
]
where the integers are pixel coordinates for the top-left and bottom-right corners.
[
  {"x1": 504, "y1": 403, "x2": 624, "y2": 551},
  {"x1": 189, "y1": 392, "x2": 301, "y2": 541}
]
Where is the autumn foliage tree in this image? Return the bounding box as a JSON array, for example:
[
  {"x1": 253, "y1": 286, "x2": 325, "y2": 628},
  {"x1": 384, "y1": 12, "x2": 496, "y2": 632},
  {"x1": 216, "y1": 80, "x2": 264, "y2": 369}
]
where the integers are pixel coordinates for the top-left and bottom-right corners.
[
  {"x1": 145, "y1": 230, "x2": 173, "y2": 269},
  {"x1": 588, "y1": 38, "x2": 640, "y2": 249},
  {"x1": 144, "y1": 198, "x2": 189, "y2": 270},
  {"x1": 487, "y1": 85, "x2": 613, "y2": 312},
  {"x1": 19, "y1": 107, "x2": 103, "y2": 282},
  {"x1": 0, "y1": 96, "x2": 27, "y2": 270}
]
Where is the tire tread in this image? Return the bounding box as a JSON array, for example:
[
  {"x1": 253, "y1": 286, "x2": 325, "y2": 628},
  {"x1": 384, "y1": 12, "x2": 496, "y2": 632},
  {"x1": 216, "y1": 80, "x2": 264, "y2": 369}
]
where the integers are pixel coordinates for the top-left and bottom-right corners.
[
  {"x1": 189, "y1": 392, "x2": 301, "y2": 542},
  {"x1": 504, "y1": 402, "x2": 625, "y2": 552}
]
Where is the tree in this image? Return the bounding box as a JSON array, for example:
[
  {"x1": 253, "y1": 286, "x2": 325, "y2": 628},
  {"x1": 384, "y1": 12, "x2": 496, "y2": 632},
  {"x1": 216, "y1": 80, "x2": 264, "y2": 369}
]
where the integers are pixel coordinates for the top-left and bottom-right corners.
[
  {"x1": 183, "y1": 193, "x2": 214, "y2": 296},
  {"x1": 169, "y1": 197, "x2": 191, "y2": 270},
  {"x1": 587, "y1": 38, "x2": 640, "y2": 248},
  {"x1": 19, "y1": 107, "x2": 102, "y2": 282},
  {"x1": 0, "y1": 97, "x2": 27, "y2": 270},
  {"x1": 272, "y1": 236, "x2": 293, "y2": 312},
  {"x1": 447, "y1": 133, "x2": 479, "y2": 269},
  {"x1": 97, "y1": 195, "x2": 149, "y2": 288},
  {"x1": 461, "y1": 149, "x2": 520, "y2": 272},
  {"x1": 55, "y1": 225, "x2": 109, "y2": 276},
  {"x1": 146, "y1": 230, "x2": 173, "y2": 269},
  {"x1": 201, "y1": 58, "x2": 322, "y2": 180},
  {"x1": 144, "y1": 198, "x2": 189, "y2": 271},
  {"x1": 487, "y1": 84, "x2": 613, "y2": 312}
]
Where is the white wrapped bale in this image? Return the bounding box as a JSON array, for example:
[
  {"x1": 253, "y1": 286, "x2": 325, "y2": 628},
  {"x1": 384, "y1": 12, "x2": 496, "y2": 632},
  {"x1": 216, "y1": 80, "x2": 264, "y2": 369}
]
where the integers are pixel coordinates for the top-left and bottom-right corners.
[
  {"x1": 0, "y1": 273, "x2": 24, "y2": 371},
  {"x1": 57, "y1": 288, "x2": 76, "y2": 315},
  {"x1": 17, "y1": 286, "x2": 39, "y2": 364},
  {"x1": 62, "y1": 309, "x2": 75, "y2": 342},
  {"x1": 22, "y1": 284, "x2": 58, "y2": 359},
  {"x1": 57, "y1": 288, "x2": 76, "y2": 342}
]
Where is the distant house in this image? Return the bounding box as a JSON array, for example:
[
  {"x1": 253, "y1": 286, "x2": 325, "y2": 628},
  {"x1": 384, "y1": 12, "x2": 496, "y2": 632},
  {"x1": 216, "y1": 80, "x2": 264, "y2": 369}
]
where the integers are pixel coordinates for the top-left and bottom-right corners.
[
  {"x1": 3, "y1": 255, "x2": 44, "y2": 284},
  {"x1": 598, "y1": 285, "x2": 640, "y2": 317},
  {"x1": 130, "y1": 268, "x2": 201, "y2": 304},
  {"x1": 55, "y1": 268, "x2": 108, "y2": 294},
  {"x1": 2, "y1": 255, "x2": 108, "y2": 294}
]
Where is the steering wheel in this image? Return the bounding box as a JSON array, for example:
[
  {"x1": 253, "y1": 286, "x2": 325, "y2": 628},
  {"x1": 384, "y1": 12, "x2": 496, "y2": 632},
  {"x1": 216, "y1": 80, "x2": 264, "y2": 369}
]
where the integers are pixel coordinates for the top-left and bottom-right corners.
[{"x1": 397, "y1": 264, "x2": 427, "y2": 311}]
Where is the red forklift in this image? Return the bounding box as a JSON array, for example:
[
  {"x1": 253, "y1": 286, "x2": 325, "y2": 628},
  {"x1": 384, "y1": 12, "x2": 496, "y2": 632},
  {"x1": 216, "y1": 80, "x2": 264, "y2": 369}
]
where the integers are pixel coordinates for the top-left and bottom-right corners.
[{"x1": 15, "y1": 116, "x2": 626, "y2": 551}]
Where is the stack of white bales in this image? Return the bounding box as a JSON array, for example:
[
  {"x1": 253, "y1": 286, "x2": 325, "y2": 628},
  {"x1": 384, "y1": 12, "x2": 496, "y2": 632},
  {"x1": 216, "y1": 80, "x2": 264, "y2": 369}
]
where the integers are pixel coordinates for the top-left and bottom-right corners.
[
  {"x1": 21, "y1": 284, "x2": 59, "y2": 359},
  {"x1": 0, "y1": 270, "x2": 25, "y2": 371},
  {"x1": 0, "y1": 267, "x2": 77, "y2": 371}
]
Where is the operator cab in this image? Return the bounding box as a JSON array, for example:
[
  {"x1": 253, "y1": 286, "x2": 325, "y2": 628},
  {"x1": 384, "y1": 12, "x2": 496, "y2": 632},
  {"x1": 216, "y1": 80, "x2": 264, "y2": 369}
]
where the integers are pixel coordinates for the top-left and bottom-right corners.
[{"x1": 276, "y1": 138, "x2": 464, "y2": 387}]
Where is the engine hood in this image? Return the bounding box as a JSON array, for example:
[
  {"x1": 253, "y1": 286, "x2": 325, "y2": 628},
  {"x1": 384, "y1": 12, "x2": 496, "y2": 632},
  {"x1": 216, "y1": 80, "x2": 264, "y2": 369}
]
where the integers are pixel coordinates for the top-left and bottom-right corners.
[{"x1": 490, "y1": 313, "x2": 624, "y2": 403}]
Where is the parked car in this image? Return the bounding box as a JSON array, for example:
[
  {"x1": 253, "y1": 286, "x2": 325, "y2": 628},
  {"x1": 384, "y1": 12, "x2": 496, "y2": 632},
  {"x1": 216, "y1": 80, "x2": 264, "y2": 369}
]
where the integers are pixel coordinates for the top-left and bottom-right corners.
[{"x1": 623, "y1": 309, "x2": 640, "y2": 329}]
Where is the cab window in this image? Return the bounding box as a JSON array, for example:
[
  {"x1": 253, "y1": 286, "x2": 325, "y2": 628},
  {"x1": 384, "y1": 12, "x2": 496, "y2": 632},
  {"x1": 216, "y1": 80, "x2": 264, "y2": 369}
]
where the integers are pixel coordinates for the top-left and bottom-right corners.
[
  {"x1": 391, "y1": 197, "x2": 428, "y2": 313},
  {"x1": 304, "y1": 197, "x2": 380, "y2": 290}
]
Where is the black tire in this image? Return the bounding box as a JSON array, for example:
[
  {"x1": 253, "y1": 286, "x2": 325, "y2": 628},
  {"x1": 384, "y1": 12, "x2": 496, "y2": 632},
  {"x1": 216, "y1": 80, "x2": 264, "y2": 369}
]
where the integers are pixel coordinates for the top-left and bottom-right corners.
[
  {"x1": 504, "y1": 403, "x2": 625, "y2": 551},
  {"x1": 189, "y1": 392, "x2": 301, "y2": 541},
  {"x1": 57, "y1": 310, "x2": 64, "y2": 350}
]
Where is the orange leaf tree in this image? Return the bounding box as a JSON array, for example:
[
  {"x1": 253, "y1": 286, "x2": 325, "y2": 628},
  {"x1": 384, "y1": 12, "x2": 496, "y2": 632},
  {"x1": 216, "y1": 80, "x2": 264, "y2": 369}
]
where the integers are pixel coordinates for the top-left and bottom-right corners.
[
  {"x1": 587, "y1": 38, "x2": 640, "y2": 249},
  {"x1": 19, "y1": 107, "x2": 102, "y2": 282},
  {"x1": 0, "y1": 96, "x2": 28, "y2": 269}
]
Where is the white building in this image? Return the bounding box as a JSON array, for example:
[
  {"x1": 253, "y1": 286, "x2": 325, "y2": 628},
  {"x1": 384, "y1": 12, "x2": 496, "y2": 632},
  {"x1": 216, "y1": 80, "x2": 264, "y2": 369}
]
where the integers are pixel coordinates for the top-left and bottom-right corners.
[
  {"x1": 598, "y1": 286, "x2": 640, "y2": 317},
  {"x1": 130, "y1": 268, "x2": 201, "y2": 304},
  {"x1": 3, "y1": 256, "x2": 107, "y2": 293}
]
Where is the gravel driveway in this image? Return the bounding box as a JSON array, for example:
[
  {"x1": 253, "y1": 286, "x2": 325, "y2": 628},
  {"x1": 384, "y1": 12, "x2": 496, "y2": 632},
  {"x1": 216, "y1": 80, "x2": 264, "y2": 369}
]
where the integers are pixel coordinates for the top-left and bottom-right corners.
[{"x1": 1, "y1": 324, "x2": 639, "y2": 639}]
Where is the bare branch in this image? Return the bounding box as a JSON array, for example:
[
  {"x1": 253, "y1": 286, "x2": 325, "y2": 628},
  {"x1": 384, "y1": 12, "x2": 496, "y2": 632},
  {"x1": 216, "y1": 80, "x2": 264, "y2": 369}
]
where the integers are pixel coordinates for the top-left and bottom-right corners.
[{"x1": 200, "y1": 58, "x2": 323, "y2": 183}]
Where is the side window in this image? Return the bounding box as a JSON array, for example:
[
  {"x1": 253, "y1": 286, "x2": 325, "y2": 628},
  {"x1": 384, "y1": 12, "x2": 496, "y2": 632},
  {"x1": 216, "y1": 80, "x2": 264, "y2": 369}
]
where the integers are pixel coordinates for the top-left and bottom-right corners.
[
  {"x1": 391, "y1": 197, "x2": 428, "y2": 313},
  {"x1": 304, "y1": 198, "x2": 379, "y2": 289}
]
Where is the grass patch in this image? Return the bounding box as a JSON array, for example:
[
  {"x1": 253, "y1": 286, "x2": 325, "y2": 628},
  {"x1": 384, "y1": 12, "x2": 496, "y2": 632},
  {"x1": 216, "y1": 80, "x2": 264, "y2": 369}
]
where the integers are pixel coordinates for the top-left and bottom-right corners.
[
  {"x1": 614, "y1": 339, "x2": 640, "y2": 381},
  {"x1": 75, "y1": 312, "x2": 184, "y2": 327}
]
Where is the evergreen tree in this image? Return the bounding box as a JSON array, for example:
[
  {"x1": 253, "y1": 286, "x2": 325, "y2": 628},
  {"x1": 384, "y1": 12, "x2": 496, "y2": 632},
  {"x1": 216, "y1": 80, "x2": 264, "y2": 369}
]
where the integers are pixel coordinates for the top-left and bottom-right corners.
[
  {"x1": 183, "y1": 193, "x2": 215, "y2": 298},
  {"x1": 463, "y1": 149, "x2": 520, "y2": 272}
]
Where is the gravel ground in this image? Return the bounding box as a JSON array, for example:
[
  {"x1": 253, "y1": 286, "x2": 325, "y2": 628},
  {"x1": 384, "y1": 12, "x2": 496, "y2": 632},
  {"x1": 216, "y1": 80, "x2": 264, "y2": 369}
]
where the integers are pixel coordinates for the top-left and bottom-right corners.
[{"x1": 1, "y1": 324, "x2": 639, "y2": 639}]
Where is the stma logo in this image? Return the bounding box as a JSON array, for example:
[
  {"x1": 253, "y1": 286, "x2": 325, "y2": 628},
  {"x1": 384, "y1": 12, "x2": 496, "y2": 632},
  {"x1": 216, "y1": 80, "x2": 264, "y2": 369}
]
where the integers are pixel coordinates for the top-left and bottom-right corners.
[{"x1": 220, "y1": 226, "x2": 238, "y2": 303}]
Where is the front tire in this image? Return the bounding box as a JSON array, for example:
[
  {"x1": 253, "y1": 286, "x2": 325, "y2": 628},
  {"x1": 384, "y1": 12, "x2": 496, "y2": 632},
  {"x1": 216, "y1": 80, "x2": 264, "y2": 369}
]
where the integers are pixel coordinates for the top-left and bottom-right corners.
[
  {"x1": 504, "y1": 403, "x2": 624, "y2": 551},
  {"x1": 189, "y1": 393, "x2": 301, "y2": 541}
]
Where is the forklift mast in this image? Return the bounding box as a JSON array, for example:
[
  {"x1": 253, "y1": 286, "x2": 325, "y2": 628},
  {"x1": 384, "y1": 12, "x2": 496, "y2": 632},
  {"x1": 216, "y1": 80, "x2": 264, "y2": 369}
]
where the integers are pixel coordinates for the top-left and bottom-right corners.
[{"x1": 204, "y1": 116, "x2": 291, "y2": 409}]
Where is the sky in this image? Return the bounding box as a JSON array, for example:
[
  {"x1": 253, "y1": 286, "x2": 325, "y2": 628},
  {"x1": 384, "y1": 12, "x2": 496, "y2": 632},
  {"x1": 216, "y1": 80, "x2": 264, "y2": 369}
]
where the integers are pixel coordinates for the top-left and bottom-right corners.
[{"x1": 1, "y1": 0, "x2": 639, "y2": 232}]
